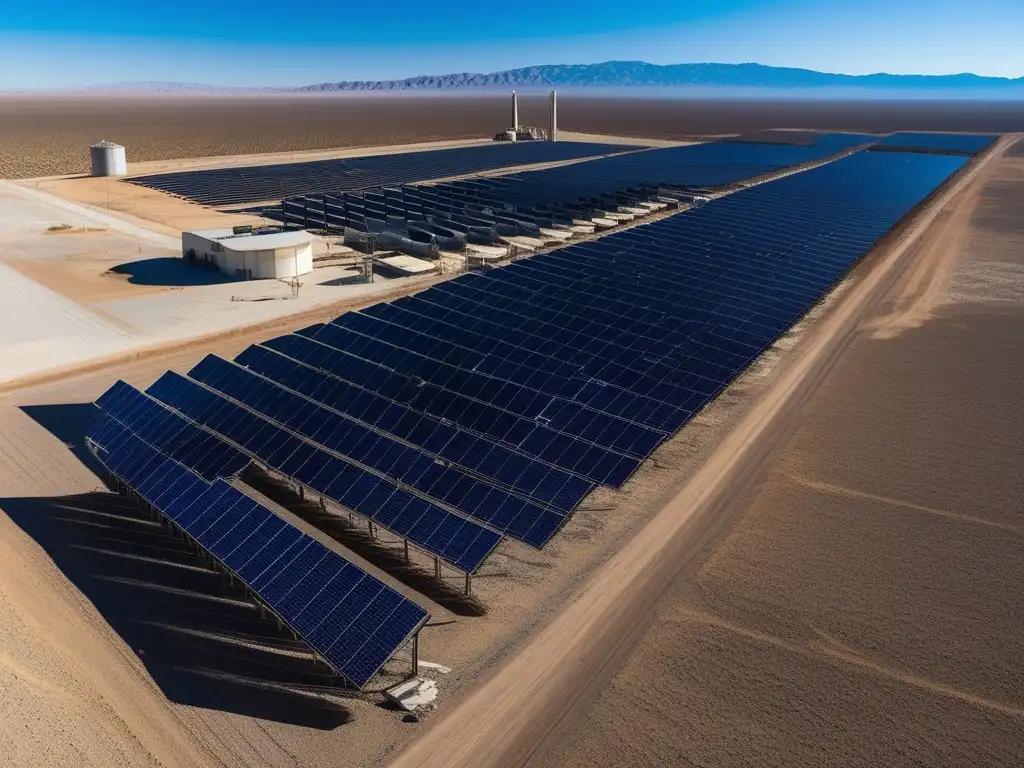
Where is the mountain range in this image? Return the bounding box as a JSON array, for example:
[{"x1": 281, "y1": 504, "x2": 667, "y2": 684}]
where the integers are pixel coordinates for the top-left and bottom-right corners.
[
  {"x1": 295, "y1": 62, "x2": 1024, "y2": 93},
  {"x1": 84, "y1": 62, "x2": 1024, "y2": 94}
]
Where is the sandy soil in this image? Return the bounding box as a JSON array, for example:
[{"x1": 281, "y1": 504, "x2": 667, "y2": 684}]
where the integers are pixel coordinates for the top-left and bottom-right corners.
[
  {"x1": 527, "y1": 143, "x2": 1024, "y2": 767},
  {"x1": 4, "y1": 93, "x2": 1023, "y2": 179},
  {"x1": 25, "y1": 176, "x2": 268, "y2": 238}
]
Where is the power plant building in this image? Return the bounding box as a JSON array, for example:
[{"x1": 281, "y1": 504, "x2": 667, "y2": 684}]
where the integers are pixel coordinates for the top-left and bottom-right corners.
[{"x1": 182, "y1": 228, "x2": 314, "y2": 280}]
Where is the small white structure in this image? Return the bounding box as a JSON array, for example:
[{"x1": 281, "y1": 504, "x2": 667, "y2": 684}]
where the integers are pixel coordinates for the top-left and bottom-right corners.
[
  {"x1": 182, "y1": 228, "x2": 314, "y2": 280},
  {"x1": 90, "y1": 140, "x2": 127, "y2": 177}
]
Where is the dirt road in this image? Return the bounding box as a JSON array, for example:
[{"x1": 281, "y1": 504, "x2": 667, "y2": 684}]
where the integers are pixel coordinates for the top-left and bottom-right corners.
[{"x1": 388, "y1": 140, "x2": 1013, "y2": 768}]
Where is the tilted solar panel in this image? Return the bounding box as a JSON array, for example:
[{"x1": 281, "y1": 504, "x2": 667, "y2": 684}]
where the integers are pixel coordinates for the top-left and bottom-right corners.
[
  {"x1": 259, "y1": 333, "x2": 642, "y2": 487},
  {"x1": 187, "y1": 353, "x2": 566, "y2": 548},
  {"x1": 233, "y1": 343, "x2": 596, "y2": 513},
  {"x1": 88, "y1": 415, "x2": 429, "y2": 688},
  {"x1": 94, "y1": 380, "x2": 251, "y2": 480},
  {"x1": 127, "y1": 141, "x2": 643, "y2": 206},
  {"x1": 873, "y1": 132, "x2": 997, "y2": 156},
  {"x1": 146, "y1": 370, "x2": 503, "y2": 572}
]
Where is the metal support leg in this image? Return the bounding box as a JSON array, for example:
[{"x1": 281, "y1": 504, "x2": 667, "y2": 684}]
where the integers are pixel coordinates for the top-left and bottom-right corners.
[
  {"x1": 404, "y1": 540, "x2": 410, "y2": 563},
  {"x1": 411, "y1": 634, "x2": 419, "y2": 677},
  {"x1": 434, "y1": 557, "x2": 441, "y2": 580},
  {"x1": 368, "y1": 520, "x2": 375, "y2": 538},
  {"x1": 299, "y1": 486, "x2": 304, "y2": 500},
  {"x1": 465, "y1": 572, "x2": 471, "y2": 597}
]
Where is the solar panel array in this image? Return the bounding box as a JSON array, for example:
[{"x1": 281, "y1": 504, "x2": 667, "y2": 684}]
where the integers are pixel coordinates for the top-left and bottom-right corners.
[
  {"x1": 89, "y1": 409, "x2": 429, "y2": 688},
  {"x1": 146, "y1": 370, "x2": 504, "y2": 570},
  {"x1": 93, "y1": 148, "x2": 968, "y2": 589},
  {"x1": 126, "y1": 141, "x2": 642, "y2": 206},
  {"x1": 872, "y1": 132, "x2": 998, "y2": 156},
  {"x1": 281, "y1": 140, "x2": 864, "y2": 241}
]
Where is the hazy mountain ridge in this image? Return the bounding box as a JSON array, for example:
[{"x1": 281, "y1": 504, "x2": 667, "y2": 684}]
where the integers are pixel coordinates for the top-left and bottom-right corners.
[
  {"x1": 75, "y1": 61, "x2": 1024, "y2": 94},
  {"x1": 295, "y1": 61, "x2": 1024, "y2": 92}
]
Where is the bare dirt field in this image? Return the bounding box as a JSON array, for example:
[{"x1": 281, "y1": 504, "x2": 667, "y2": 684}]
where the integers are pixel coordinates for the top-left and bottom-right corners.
[
  {"x1": 4, "y1": 93, "x2": 1024, "y2": 179},
  {"x1": 526, "y1": 142, "x2": 1024, "y2": 767}
]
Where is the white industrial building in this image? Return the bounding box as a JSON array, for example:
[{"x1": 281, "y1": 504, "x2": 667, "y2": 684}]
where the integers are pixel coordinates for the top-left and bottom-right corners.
[{"x1": 182, "y1": 228, "x2": 314, "y2": 280}]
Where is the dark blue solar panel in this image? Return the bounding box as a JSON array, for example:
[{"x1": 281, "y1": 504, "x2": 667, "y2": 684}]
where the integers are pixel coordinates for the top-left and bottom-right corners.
[
  {"x1": 260, "y1": 333, "x2": 640, "y2": 487},
  {"x1": 93, "y1": 380, "x2": 250, "y2": 480},
  {"x1": 127, "y1": 141, "x2": 642, "y2": 206},
  {"x1": 873, "y1": 132, "x2": 997, "y2": 156},
  {"x1": 88, "y1": 416, "x2": 428, "y2": 689},
  {"x1": 187, "y1": 353, "x2": 565, "y2": 547},
  {"x1": 234, "y1": 344, "x2": 596, "y2": 511},
  {"x1": 145, "y1": 370, "x2": 502, "y2": 571}
]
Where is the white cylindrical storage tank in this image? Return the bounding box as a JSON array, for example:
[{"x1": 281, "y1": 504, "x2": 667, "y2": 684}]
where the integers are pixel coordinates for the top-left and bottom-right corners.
[{"x1": 90, "y1": 140, "x2": 127, "y2": 177}]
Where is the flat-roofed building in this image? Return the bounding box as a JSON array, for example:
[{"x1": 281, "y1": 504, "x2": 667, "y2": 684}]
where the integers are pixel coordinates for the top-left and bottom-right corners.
[{"x1": 182, "y1": 228, "x2": 314, "y2": 280}]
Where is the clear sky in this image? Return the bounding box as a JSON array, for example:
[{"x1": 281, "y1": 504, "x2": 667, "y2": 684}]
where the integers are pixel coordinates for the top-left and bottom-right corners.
[{"x1": 2, "y1": 0, "x2": 1022, "y2": 88}]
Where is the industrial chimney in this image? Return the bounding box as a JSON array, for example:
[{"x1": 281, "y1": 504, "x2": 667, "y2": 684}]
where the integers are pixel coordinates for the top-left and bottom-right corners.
[
  {"x1": 512, "y1": 90, "x2": 519, "y2": 134},
  {"x1": 549, "y1": 90, "x2": 558, "y2": 142}
]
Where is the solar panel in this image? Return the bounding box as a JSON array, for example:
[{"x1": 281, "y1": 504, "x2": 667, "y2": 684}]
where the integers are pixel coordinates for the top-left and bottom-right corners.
[
  {"x1": 127, "y1": 141, "x2": 643, "y2": 206},
  {"x1": 145, "y1": 370, "x2": 503, "y2": 572},
  {"x1": 92, "y1": 146, "x2": 968, "y2": 562},
  {"x1": 94, "y1": 380, "x2": 251, "y2": 480},
  {"x1": 260, "y1": 333, "x2": 641, "y2": 487},
  {"x1": 872, "y1": 132, "x2": 998, "y2": 156},
  {"x1": 187, "y1": 353, "x2": 567, "y2": 548},
  {"x1": 234, "y1": 344, "x2": 597, "y2": 513},
  {"x1": 88, "y1": 415, "x2": 429, "y2": 688}
]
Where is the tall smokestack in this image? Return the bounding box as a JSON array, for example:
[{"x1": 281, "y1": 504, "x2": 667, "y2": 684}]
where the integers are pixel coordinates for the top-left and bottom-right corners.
[
  {"x1": 512, "y1": 90, "x2": 519, "y2": 131},
  {"x1": 549, "y1": 90, "x2": 558, "y2": 142}
]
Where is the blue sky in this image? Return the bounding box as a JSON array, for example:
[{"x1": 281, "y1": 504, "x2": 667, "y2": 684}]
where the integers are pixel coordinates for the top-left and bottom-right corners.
[{"x1": 2, "y1": 0, "x2": 1022, "y2": 88}]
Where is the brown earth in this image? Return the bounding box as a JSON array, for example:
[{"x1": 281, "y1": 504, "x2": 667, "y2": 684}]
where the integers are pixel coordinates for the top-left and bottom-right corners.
[{"x1": 4, "y1": 93, "x2": 1024, "y2": 179}]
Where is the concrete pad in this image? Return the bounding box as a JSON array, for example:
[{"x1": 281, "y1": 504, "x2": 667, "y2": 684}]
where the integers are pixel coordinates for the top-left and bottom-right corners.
[
  {"x1": 377, "y1": 254, "x2": 438, "y2": 276},
  {"x1": 592, "y1": 218, "x2": 618, "y2": 229},
  {"x1": 539, "y1": 228, "x2": 573, "y2": 242},
  {"x1": 465, "y1": 243, "x2": 508, "y2": 258},
  {"x1": 502, "y1": 236, "x2": 545, "y2": 251},
  {"x1": 383, "y1": 677, "x2": 438, "y2": 712},
  {"x1": 570, "y1": 224, "x2": 596, "y2": 235}
]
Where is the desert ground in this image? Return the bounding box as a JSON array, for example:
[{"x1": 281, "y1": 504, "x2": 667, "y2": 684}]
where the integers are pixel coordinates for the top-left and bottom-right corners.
[
  {"x1": 4, "y1": 92, "x2": 1024, "y2": 178},
  {"x1": 0, "y1": 91, "x2": 1020, "y2": 767}
]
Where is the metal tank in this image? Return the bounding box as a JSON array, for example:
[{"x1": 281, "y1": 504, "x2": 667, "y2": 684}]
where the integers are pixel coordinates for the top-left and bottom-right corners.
[{"x1": 90, "y1": 140, "x2": 127, "y2": 177}]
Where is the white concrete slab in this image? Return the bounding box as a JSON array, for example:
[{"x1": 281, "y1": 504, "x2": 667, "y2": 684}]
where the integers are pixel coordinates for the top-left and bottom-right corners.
[
  {"x1": 377, "y1": 254, "x2": 438, "y2": 276},
  {"x1": 539, "y1": 227, "x2": 573, "y2": 242},
  {"x1": 384, "y1": 677, "x2": 438, "y2": 712},
  {"x1": 0, "y1": 262, "x2": 134, "y2": 384}
]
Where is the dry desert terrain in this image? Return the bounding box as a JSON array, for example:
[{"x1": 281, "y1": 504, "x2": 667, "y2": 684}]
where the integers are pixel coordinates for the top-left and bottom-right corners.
[{"x1": 4, "y1": 93, "x2": 1024, "y2": 179}]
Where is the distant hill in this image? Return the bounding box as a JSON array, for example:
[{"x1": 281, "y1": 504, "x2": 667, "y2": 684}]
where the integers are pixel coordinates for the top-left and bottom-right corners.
[
  {"x1": 77, "y1": 62, "x2": 1024, "y2": 95},
  {"x1": 294, "y1": 61, "x2": 1024, "y2": 93}
]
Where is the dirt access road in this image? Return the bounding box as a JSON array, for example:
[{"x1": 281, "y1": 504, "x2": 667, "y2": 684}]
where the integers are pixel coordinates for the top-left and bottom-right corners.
[{"x1": 389, "y1": 140, "x2": 1013, "y2": 768}]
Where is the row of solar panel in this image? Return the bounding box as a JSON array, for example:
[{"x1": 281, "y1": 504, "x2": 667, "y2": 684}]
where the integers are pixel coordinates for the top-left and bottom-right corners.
[
  {"x1": 277, "y1": 139, "x2": 865, "y2": 246},
  {"x1": 253, "y1": 150, "x2": 966, "y2": 493},
  {"x1": 89, "y1": 414, "x2": 428, "y2": 688},
  {"x1": 93, "y1": 149, "x2": 968, "y2": 581},
  {"x1": 145, "y1": 371, "x2": 504, "y2": 570},
  {"x1": 872, "y1": 132, "x2": 997, "y2": 156},
  {"x1": 127, "y1": 141, "x2": 641, "y2": 206}
]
